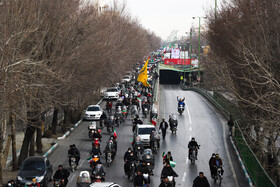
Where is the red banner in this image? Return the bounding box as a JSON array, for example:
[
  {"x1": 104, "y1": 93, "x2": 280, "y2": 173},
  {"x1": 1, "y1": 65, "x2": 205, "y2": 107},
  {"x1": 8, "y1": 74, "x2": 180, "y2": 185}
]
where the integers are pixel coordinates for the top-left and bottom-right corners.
[{"x1": 164, "y1": 58, "x2": 196, "y2": 65}]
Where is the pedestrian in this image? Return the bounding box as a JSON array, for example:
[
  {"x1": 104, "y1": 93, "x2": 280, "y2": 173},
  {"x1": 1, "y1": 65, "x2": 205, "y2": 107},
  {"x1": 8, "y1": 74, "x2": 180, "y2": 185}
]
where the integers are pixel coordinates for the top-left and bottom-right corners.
[
  {"x1": 227, "y1": 114, "x2": 234, "y2": 136},
  {"x1": 193, "y1": 172, "x2": 210, "y2": 187},
  {"x1": 159, "y1": 118, "x2": 168, "y2": 140}
]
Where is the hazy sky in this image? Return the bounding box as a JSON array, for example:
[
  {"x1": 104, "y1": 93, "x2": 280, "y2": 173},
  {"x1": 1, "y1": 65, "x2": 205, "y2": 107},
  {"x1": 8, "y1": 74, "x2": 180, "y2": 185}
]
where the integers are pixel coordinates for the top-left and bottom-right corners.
[{"x1": 105, "y1": 0, "x2": 224, "y2": 40}]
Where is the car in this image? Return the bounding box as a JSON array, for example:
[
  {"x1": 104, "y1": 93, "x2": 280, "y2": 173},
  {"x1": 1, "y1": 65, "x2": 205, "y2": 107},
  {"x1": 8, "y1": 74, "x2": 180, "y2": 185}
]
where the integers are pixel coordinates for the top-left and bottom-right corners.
[
  {"x1": 104, "y1": 87, "x2": 119, "y2": 100},
  {"x1": 121, "y1": 75, "x2": 131, "y2": 83},
  {"x1": 84, "y1": 105, "x2": 103, "y2": 121},
  {"x1": 89, "y1": 182, "x2": 121, "y2": 187},
  {"x1": 17, "y1": 156, "x2": 53, "y2": 187},
  {"x1": 134, "y1": 124, "x2": 156, "y2": 147}
]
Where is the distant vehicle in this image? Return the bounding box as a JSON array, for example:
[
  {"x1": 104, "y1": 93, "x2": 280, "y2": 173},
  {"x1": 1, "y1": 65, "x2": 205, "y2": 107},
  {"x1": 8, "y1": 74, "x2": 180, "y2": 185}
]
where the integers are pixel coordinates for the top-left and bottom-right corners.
[
  {"x1": 89, "y1": 182, "x2": 121, "y2": 187},
  {"x1": 134, "y1": 124, "x2": 156, "y2": 147},
  {"x1": 121, "y1": 76, "x2": 131, "y2": 83},
  {"x1": 84, "y1": 105, "x2": 103, "y2": 121},
  {"x1": 17, "y1": 156, "x2": 53, "y2": 187},
  {"x1": 104, "y1": 87, "x2": 119, "y2": 100}
]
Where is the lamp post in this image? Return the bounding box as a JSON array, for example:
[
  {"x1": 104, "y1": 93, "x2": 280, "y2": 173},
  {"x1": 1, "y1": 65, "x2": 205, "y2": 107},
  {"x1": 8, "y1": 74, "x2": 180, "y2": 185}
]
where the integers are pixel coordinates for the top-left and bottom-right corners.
[
  {"x1": 193, "y1": 16, "x2": 207, "y2": 86},
  {"x1": 215, "y1": 0, "x2": 217, "y2": 20},
  {"x1": 189, "y1": 27, "x2": 193, "y2": 87}
]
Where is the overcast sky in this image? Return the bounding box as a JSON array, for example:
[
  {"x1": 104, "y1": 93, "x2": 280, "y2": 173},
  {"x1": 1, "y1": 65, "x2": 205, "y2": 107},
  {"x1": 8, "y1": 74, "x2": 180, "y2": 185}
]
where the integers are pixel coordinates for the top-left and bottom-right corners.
[{"x1": 105, "y1": 0, "x2": 224, "y2": 40}]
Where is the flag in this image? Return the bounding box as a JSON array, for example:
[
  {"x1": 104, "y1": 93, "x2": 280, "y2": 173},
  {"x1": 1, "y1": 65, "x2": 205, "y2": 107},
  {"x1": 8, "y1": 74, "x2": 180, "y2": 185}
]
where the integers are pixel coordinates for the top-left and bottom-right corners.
[
  {"x1": 137, "y1": 58, "x2": 151, "y2": 87},
  {"x1": 87, "y1": 157, "x2": 93, "y2": 163},
  {"x1": 137, "y1": 97, "x2": 141, "y2": 102},
  {"x1": 162, "y1": 152, "x2": 165, "y2": 158},
  {"x1": 170, "y1": 161, "x2": 176, "y2": 168}
]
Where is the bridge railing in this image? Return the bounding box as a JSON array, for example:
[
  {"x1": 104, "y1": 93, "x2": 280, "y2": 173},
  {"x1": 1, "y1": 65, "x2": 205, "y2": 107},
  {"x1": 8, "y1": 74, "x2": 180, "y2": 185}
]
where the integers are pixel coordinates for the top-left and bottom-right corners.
[{"x1": 180, "y1": 84, "x2": 277, "y2": 187}]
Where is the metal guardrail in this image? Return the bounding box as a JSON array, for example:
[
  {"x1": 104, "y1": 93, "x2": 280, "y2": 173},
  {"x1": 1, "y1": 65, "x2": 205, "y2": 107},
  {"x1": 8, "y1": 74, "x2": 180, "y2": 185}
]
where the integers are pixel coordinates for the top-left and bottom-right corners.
[{"x1": 180, "y1": 83, "x2": 277, "y2": 187}]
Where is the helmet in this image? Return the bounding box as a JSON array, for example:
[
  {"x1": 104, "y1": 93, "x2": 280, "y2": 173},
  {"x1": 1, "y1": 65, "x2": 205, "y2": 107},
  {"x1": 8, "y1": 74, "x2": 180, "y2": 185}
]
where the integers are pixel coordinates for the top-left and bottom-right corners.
[
  {"x1": 212, "y1": 153, "x2": 216, "y2": 156},
  {"x1": 32, "y1": 178, "x2": 36, "y2": 182},
  {"x1": 216, "y1": 154, "x2": 219, "y2": 157},
  {"x1": 191, "y1": 137, "x2": 195, "y2": 141},
  {"x1": 136, "y1": 115, "x2": 139, "y2": 118}
]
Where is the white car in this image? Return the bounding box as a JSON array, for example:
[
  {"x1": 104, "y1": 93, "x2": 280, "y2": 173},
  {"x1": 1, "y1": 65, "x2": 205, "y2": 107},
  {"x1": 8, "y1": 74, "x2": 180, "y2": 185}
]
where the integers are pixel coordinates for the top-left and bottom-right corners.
[
  {"x1": 104, "y1": 87, "x2": 119, "y2": 100},
  {"x1": 89, "y1": 182, "x2": 121, "y2": 187},
  {"x1": 84, "y1": 105, "x2": 103, "y2": 121},
  {"x1": 134, "y1": 124, "x2": 156, "y2": 147},
  {"x1": 121, "y1": 75, "x2": 131, "y2": 83}
]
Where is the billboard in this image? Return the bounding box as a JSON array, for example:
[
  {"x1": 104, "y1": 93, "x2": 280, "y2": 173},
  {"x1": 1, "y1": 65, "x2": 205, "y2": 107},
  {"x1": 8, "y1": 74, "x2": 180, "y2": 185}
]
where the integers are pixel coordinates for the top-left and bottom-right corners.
[{"x1": 164, "y1": 58, "x2": 198, "y2": 66}]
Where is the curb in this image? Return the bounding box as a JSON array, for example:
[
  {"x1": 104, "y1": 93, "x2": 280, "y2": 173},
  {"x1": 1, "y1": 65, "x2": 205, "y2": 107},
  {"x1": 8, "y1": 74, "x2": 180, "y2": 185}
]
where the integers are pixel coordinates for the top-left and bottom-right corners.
[
  {"x1": 43, "y1": 143, "x2": 58, "y2": 157},
  {"x1": 57, "y1": 97, "x2": 104, "y2": 140},
  {"x1": 230, "y1": 137, "x2": 253, "y2": 187}
]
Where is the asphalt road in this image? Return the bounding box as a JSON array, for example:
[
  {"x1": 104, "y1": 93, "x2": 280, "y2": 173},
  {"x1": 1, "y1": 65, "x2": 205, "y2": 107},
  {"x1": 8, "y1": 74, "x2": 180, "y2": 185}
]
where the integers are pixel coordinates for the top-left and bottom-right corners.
[{"x1": 48, "y1": 84, "x2": 249, "y2": 187}]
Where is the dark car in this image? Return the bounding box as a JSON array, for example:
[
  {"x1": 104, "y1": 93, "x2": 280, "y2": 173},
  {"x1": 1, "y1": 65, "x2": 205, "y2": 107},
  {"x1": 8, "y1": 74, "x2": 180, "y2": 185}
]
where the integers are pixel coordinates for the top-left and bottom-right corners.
[{"x1": 17, "y1": 156, "x2": 53, "y2": 187}]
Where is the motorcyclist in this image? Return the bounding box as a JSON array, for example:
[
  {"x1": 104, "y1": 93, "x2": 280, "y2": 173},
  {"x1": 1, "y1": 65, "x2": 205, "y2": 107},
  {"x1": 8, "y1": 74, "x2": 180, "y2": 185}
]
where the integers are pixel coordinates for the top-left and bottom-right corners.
[
  {"x1": 109, "y1": 135, "x2": 117, "y2": 152},
  {"x1": 124, "y1": 150, "x2": 137, "y2": 174},
  {"x1": 214, "y1": 154, "x2": 224, "y2": 176},
  {"x1": 124, "y1": 147, "x2": 132, "y2": 161},
  {"x1": 188, "y1": 137, "x2": 199, "y2": 159},
  {"x1": 193, "y1": 172, "x2": 210, "y2": 187},
  {"x1": 88, "y1": 121, "x2": 97, "y2": 138},
  {"x1": 209, "y1": 153, "x2": 216, "y2": 178},
  {"x1": 136, "y1": 161, "x2": 151, "y2": 175},
  {"x1": 106, "y1": 100, "x2": 113, "y2": 113},
  {"x1": 150, "y1": 129, "x2": 160, "y2": 149},
  {"x1": 132, "y1": 115, "x2": 143, "y2": 132},
  {"x1": 133, "y1": 171, "x2": 145, "y2": 187},
  {"x1": 91, "y1": 129, "x2": 102, "y2": 139},
  {"x1": 104, "y1": 139, "x2": 116, "y2": 163},
  {"x1": 30, "y1": 178, "x2": 40, "y2": 187},
  {"x1": 90, "y1": 144, "x2": 102, "y2": 157},
  {"x1": 168, "y1": 114, "x2": 178, "y2": 130},
  {"x1": 53, "y1": 165, "x2": 70, "y2": 186},
  {"x1": 100, "y1": 111, "x2": 107, "y2": 128},
  {"x1": 160, "y1": 163, "x2": 178, "y2": 182},
  {"x1": 142, "y1": 101, "x2": 150, "y2": 115},
  {"x1": 132, "y1": 97, "x2": 140, "y2": 109},
  {"x1": 91, "y1": 163, "x2": 105, "y2": 182},
  {"x1": 163, "y1": 151, "x2": 173, "y2": 165},
  {"x1": 177, "y1": 96, "x2": 185, "y2": 107},
  {"x1": 6, "y1": 180, "x2": 16, "y2": 187},
  {"x1": 68, "y1": 144, "x2": 80, "y2": 166},
  {"x1": 105, "y1": 116, "x2": 114, "y2": 133},
  {"x1": 123, "y1": 94, "x2": 131, "y2": 107},
  {"x1": 133, "y1": 136, "x2": 144, "y2": 155},
  {"x1": 159, "y1": 177, "x2": 173, "y2": 187}
]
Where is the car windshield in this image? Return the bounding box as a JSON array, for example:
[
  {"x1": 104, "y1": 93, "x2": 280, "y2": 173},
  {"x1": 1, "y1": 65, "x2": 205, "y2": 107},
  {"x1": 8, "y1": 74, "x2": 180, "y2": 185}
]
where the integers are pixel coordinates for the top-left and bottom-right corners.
[
  {"x1": 138, "y1": 128, "x2": 155, "y2": 135},
  {"x1": 124, "y1": 76, "x2": 129, "y2": 79},
  {"x1": 22, "y1": 160, "x2": 45, "y2": 171},
  {"x1": 87, "y1": 106, "x2": 100, "y2": 111},
  {"x1": 107, "y1": 88, "x2": 118, "y2": 92}
]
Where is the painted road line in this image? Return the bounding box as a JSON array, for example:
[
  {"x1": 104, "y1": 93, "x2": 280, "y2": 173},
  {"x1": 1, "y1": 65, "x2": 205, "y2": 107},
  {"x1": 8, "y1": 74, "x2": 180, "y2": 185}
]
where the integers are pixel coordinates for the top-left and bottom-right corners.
[
  {"x1": 182, "y1": 172, "x2": 186, "y2": 182},
  {"x1": 185, "y1": 103, "x2": 192, "y2": 124}
]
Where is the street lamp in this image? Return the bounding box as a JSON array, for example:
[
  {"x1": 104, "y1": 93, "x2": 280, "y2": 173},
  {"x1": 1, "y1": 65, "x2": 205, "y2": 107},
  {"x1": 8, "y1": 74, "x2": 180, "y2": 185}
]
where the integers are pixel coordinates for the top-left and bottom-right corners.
[
  {"x1": 193, "y1": 16, "x2": 207, "y2": 86},
  {"x1": 185, "y1": 28, "x2": 195, "y2": 87}
]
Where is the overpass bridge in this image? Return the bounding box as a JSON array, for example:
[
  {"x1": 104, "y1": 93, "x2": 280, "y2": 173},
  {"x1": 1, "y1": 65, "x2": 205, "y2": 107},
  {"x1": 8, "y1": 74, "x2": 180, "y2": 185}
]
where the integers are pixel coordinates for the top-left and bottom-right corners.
[{"x1": 158, "y1": 63, "x2": 202, "y2": 84}]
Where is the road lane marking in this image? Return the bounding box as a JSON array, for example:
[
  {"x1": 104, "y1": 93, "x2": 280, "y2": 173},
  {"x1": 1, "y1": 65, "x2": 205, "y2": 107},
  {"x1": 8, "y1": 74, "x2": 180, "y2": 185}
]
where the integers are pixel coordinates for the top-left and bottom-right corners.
[
  {"x1": 185, "y1": 157, "x2": 189, "y2": 164},
  {"x1": 189, "y1": 127, "x2": 192, "y2": 131},
  {"x1": 200, "y1": 96, "x2": 240, "y2": 187},
  {"x1": 185, "y1": 103, "x2": 192, "y2": 124},
  {"x1": 182, "y1": 172, "x2": 187, "y2": 182}
]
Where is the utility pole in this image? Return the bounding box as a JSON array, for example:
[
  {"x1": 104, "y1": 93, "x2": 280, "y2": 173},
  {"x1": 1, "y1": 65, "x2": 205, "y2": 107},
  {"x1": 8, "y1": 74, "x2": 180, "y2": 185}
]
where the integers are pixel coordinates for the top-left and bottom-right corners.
[
  {"x1": 193, "y1": 16, "x2": 207, "y2": 86},
  {"x1": 215, "y1": 0, "x2": 217, "y2": 20},
  {"x1": 189, "y1": 27, "x2": 193, "y2": 87}
]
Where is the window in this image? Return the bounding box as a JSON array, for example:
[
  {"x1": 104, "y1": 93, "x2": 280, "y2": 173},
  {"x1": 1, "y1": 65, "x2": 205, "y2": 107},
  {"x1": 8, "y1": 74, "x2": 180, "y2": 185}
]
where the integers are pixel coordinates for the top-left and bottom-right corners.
[
  {"x1": 87, "y1": 106, "x2": 100, "y2": 111},
  {"x1": 138, "y1": 128, "x2": 155, "y2": 135},
  {"x1": 22, "y1": 161, "x2": 45, "y2": 171}
]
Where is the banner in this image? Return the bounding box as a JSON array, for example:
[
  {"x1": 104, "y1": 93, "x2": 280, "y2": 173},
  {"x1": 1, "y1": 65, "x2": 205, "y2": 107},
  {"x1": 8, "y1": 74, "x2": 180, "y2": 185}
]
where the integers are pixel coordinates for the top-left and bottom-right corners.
[
  {"x1": 164, "y1": 58, "x2": 196, "y2": 65},
  {"x1": 171, "y1": 48, "x2": 180, "y2": 59}
]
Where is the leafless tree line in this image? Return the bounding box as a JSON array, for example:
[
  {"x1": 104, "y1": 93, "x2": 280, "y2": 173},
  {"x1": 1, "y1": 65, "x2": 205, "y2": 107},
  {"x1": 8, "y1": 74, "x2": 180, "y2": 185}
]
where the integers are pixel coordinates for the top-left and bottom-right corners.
[
  {"x1": 0, "y1": 0, "x2": 161, "y2": 184},
  {"x1": 204, "y1": 0, "x2": 280, "y2": 184}
]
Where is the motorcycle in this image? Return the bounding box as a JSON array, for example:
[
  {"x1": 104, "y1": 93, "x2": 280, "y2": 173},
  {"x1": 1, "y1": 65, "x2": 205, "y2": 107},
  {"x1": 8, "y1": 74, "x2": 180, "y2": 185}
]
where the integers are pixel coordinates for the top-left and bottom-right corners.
[
  {"x1": 114, "y1": 116, "x2": 121, "y2": 127},
  {"x1": 92, "y1": 138, "x2": 100, "y2": 149},
  {"x1": 214, "y1": 166, "x2": 223, "y2": 184},
  {"x1": 69, "y1": 155, "x2": 77, "y2": 172},
  {"x1": 143, "y1": 107, "x2": 148, "y2": 118},
  {"x1": 178, "y1": 105, "x2": 184, "y2": 115},
  {"x1": 167, "y1": 176, "x2": 176, "y2": 187},
  {"x1": 76, "y1": 171, "x2": 91, "y2": 187},
  {"x1": 53, "y1": 179, "x2": 65, "y2": 187},
  {"x1": 189, "y1": 146, "x2": 198, "y2": 164},
  {"x1": 91, "y1": 165, "x2": 105, "y2": 182},
  {"x1": 125, "y1": 160, "x2": 136, "y2": 182},
  {"x1": 143, "y1": 173, "x2": 150, "y2": 186},
  {"x1": 89, "y1": 154, "x2": 101, "y2": 170}
]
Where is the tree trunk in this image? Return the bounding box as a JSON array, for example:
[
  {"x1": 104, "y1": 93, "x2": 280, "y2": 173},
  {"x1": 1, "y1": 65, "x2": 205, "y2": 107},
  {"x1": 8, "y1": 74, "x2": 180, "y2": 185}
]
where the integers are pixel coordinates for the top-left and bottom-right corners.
[
  {"x1": 51, "y1": 108, "x2": 58, "y2": 135},
  {"x1": 29, "y1": 133, "x2": 35, "y2": 156},
  {"x1": 10, "y1": 114, "x2": 17, "y2": 171},
  {"x1": 62, "y1": 107, "x2": 72, "y2": 133},
  {"x1": 36, "y1": 127, "x2": 43, "y2": 153},
  {"x1": 18, "y1": 126, "x2": 35, "y2": 167},
  {"x1": 0, "y1": 115, "x2": 7, "y2": 186}
]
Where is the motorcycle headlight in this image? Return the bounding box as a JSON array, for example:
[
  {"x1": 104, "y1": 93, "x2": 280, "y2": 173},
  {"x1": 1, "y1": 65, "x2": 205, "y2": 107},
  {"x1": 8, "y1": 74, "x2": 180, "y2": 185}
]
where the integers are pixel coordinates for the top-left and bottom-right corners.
[
  {"x1": 36, "y1": 176, "x2": 44, "y2": 182},
  {"x1": 147, "y1": 162, "x2": 150, "y2": 165},
  {"x1": 17, "y1": 176, "x2": 23, "y2": 181}
]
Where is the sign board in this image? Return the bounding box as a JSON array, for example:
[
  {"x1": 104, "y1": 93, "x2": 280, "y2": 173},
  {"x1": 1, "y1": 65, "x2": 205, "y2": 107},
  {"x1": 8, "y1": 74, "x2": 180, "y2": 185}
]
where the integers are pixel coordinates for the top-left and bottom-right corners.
[{"x1": 164, "y1": 58, "x2": 196, "y2": 65}]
